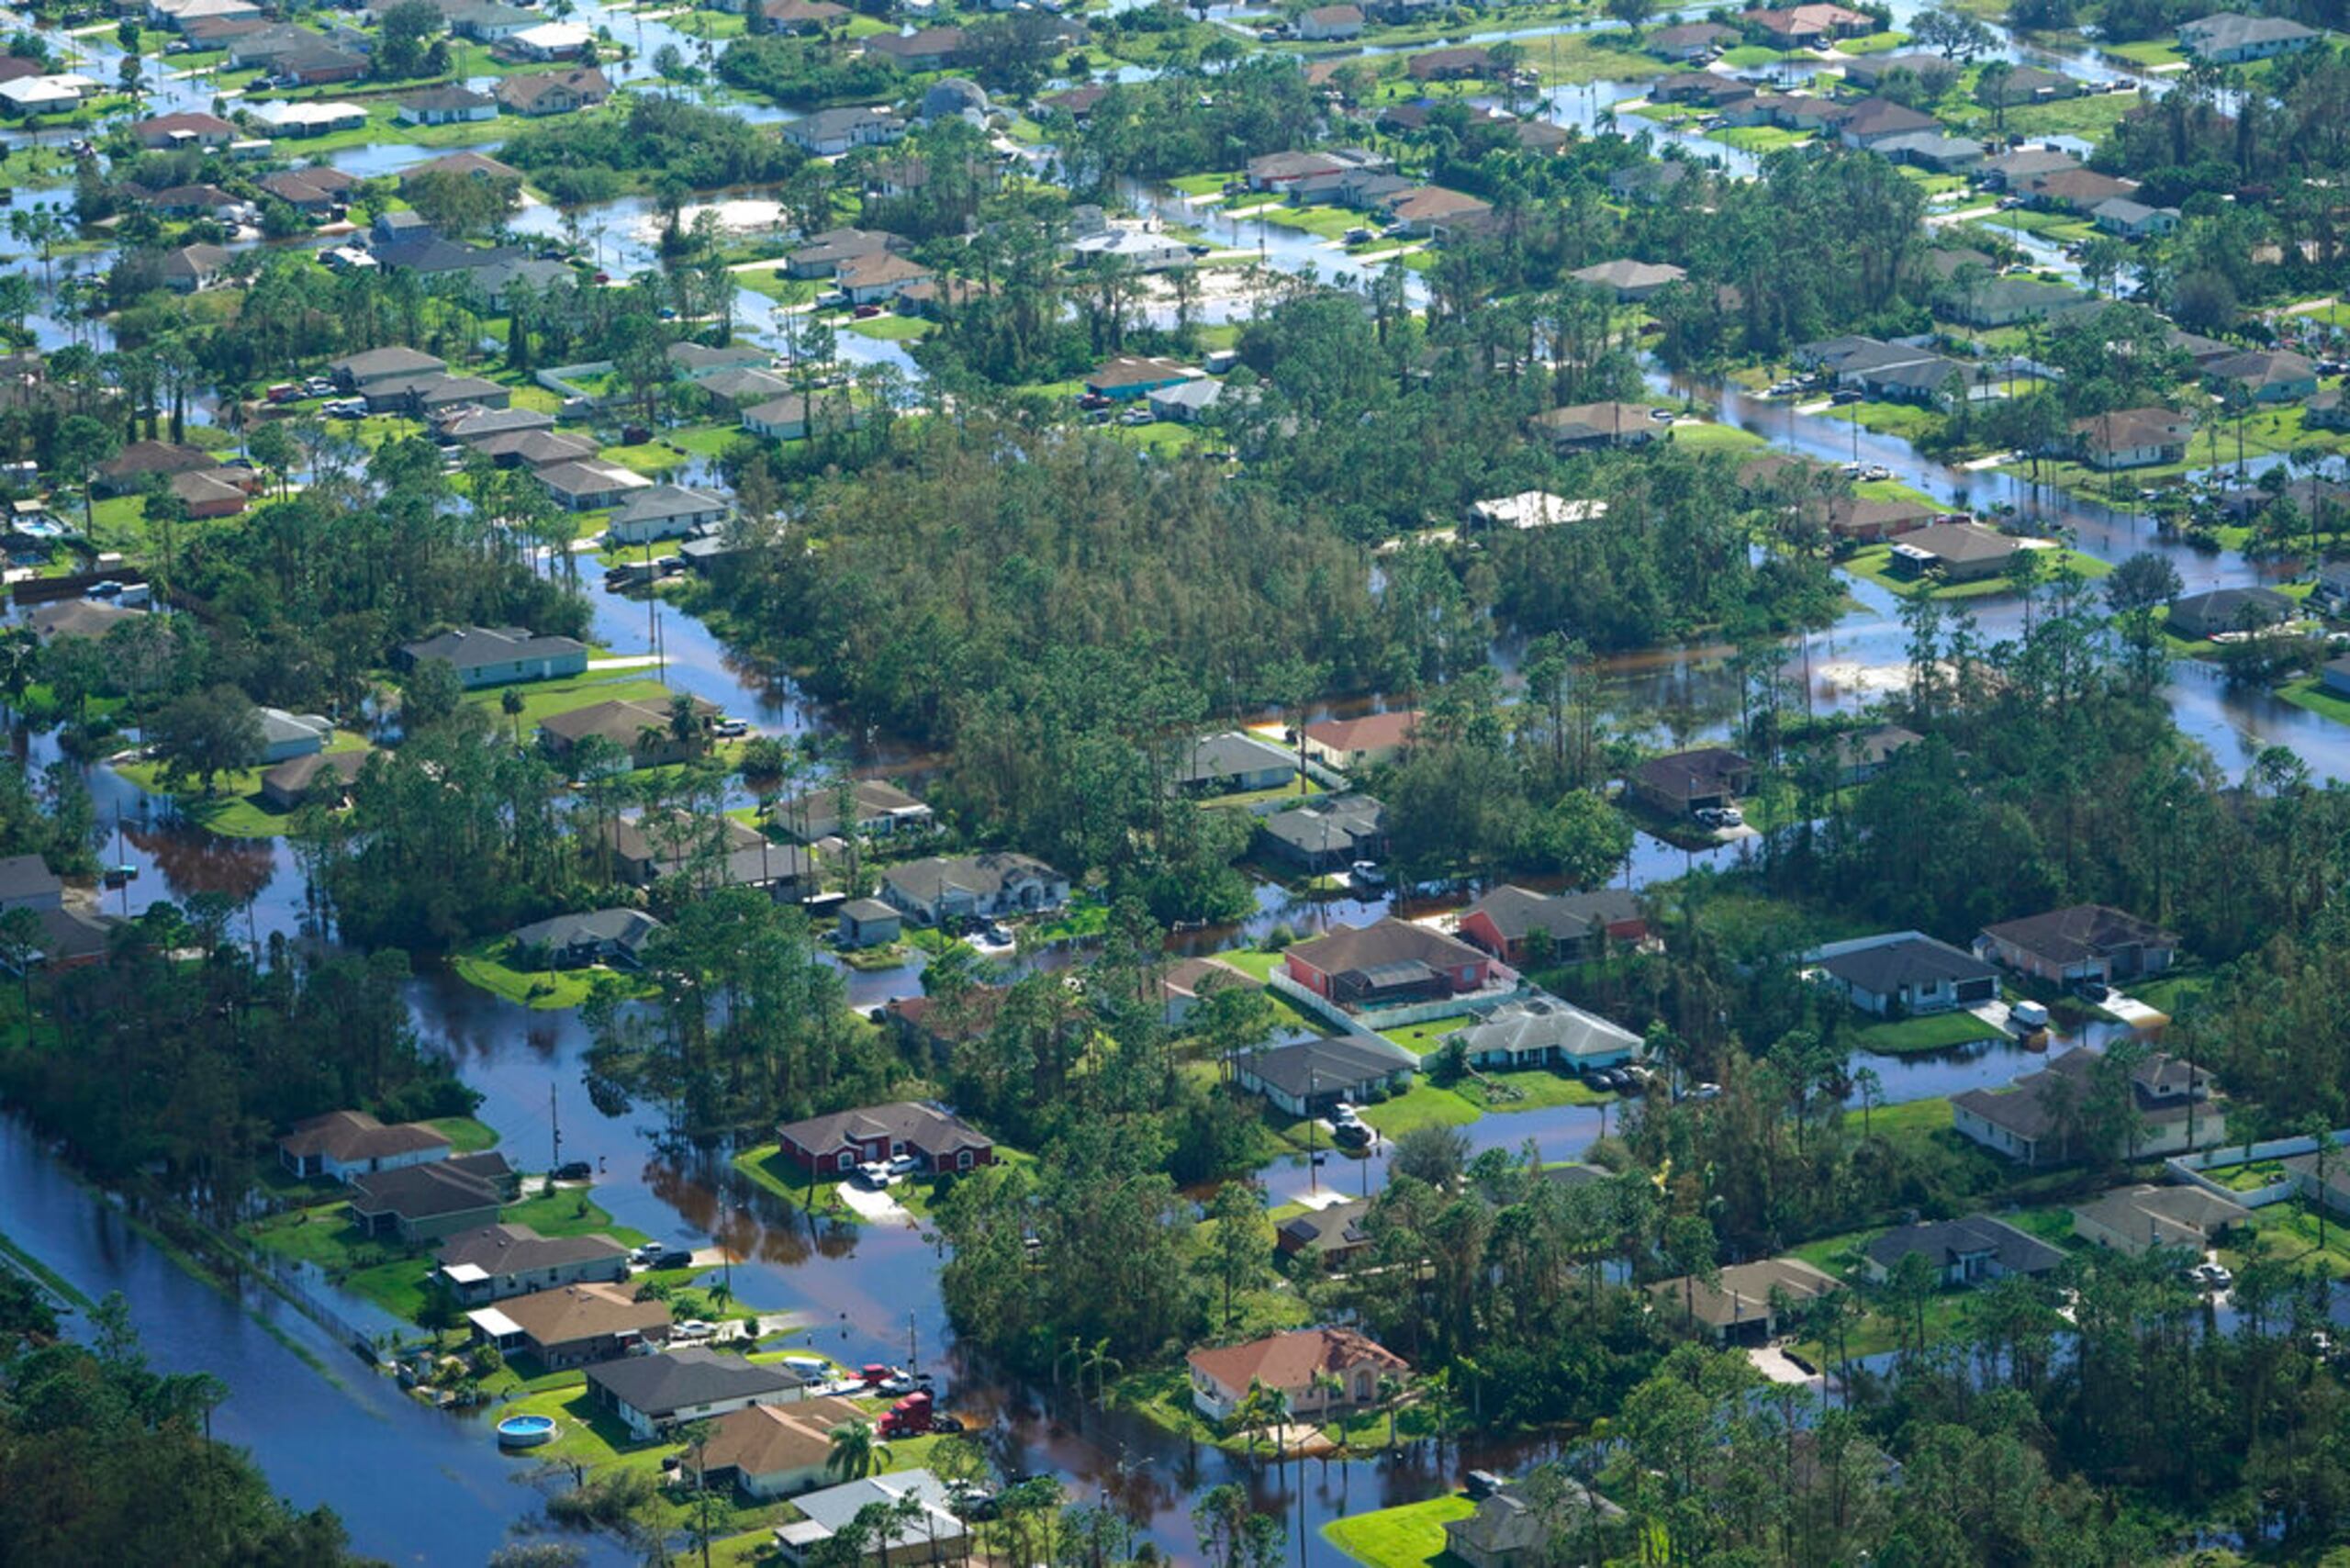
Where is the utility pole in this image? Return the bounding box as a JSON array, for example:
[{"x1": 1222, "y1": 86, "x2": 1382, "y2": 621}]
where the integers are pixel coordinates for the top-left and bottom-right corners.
[
  {"x1": 550, "y1": 1081, "x2": 561, "y2": 1179},
  {"x1": 908, "y1": 1310, "x2": 918, "y2": 1374}
]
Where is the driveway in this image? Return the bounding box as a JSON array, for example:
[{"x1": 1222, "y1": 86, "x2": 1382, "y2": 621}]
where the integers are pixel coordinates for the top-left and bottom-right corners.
[
  {"x1": 835, "y1": 1181, "x2": 917, "y2": 1227},
  {"x1": 2104, "y1": 991, "x2": 2168, "y2": 1028}
]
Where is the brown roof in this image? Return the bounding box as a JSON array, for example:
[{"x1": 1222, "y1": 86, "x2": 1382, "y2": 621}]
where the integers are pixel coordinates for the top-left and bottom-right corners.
[
  {"x1": 835, "y1": 251, "x2": 934, "y2": 289},
  {"x1": 1630, "y1": 746, "x2": 1750, "y2": 803},
  {"x1": 1303, "y1": 710, "x2": 1419, "y2": 754},
  {"x1": 700, "y1": 1394, "x2": 868, "y2": 1481},
  {"x1": 280, "y1": 1109, "x2": 450, "y2": 1163},
  {"x1": 1387, "y1": 185, "x2": 1492, "y2": 224},
  {"x1": 98, "y1": 440, "x2": 216, "y2": 482},
  {"x1": 1189, "y1": 1327, "x2": 1407, "y2": 1394},
  {"x1": 495, "y1": 66, "x2": 610, "y2": 110},
  {"x1": 402, "y1": 150, "x2": 523, "y2": 183},
  {"x1": 543, "y1": 695, "x2": 721, "y2": 749},
  {"x1": 489, "y1": 1280, "x2": 670, "y2": 1348},
  {"x1": 1897, "y1": 521, "x2": 2018, "y2": 566},
  {"x1": 1650, "y1": 1257, "x2": 1840, "y2": 1328},
  {"x1": 1284, "y1": 916, "x2": 1486, "y2": 979},
  {"x1": 1981, "y1": 903, "x2": 2176, "y2": 967}
]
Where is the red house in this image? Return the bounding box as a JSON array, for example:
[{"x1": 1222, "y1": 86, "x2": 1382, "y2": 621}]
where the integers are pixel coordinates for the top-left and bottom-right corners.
[
  {"x1": 1283, "y1": 918, "x2": 1494, "y2": 1009},
  {"x1": 773, "y1": 1101, "x2": 994, "y2": 1178}
]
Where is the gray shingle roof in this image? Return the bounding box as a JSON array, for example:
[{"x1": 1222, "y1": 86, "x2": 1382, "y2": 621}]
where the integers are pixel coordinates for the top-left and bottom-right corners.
[
  {"x1": 1862, "y1": 1214, "x2": 2065, "y2": 1276},
  {"x1": 585, "y1": 1347, "x2": 801, "y2": 1417}
]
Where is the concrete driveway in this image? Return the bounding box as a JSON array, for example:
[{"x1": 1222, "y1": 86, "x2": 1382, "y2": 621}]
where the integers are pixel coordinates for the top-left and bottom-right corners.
[{"x1": 2104, "y1": 991, "x2": 2169, "y2": 1028}]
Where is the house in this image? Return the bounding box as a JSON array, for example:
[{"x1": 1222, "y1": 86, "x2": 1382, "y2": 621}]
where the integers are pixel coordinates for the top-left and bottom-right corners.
[
  {"x1": 2091, "y1": 197, "x2": 2179, "y2": 239},
  {"x1": 2306, "y1": 387, "x2": 2350, "y2": 433},
  {"x1": 435, "y1": 1223, "x2": 631, "y2": 1305},
  {"x1": 1976, "y1": 903, "x2": 2178, "y2": 985},
  {"x1": 1146, "y1": 378, "x2": 1225, "y2": 423},
  {"x1": 277, "y1": 1110, "x2": 451, "y2": 1181},
  {"x1": 1608, "y1": 161, "x2": 1696, "y2": 204},
  {"x1": 1451, "y1": 993, "x2": 1643, "y2": 1071},
  {"x1": 1084, "y1": 355, "x2": 1200, "y2": 400},
  {"x1": 785, "y1": 105, "x2": 909, "y2": 156},
  {"x1": 260, "y1": 166, "x2": 358, "y2": 212},
  {"x1": 1650, "y1": 72, "x2": 1752, "y2": 108},
  {"x1": 1465, "y1": 492, "x2": 1606, "y2": 531},
  {"x1": 397, "y1": 84, "x2": 498, "y2": 125},
  {"x1": 1807, "y1": 932, "x2": 1999, "y2": 1016},
  {"x1": 396, "y1": 625, "x2": 588, "y2": 689},
  {"x1": 1939, "y1": 274, "x2": 2091, "y2": 328},
  {"x1": 835, "y1": 251, "x2": 934, "y2": 306},
  {"x1": 0, "y1": 855, "x2": 62, "y2": 914},
  {"x1": 1871, "y1": 131, "x2": 1986, "y2": 173},
  {"x1": 167, "y1": 467, "x2": 252, "y2": 521},
  {"x1": 1888, "y1": 522, "x2": 2020, "y2": 583},
  {"x1": 1259, "y1": 794, "x2": 1387, "y2": 871},
  {"x1": 835, "y1": 899, "x2": 902, "y2": 950},
  {"x1": 498, "y1": 19, "x2": 595, "y2": 59},
  {"x1": 784, "y1": 228, "x2": 910, "y2": 278},
  {"x1": 754, "y1": 0, "x2": 849, "y2": 31},
  {"x1": 1385, "y1": 185, "x2": 1493, "y2": 237},
  {"x1": 469, "y1": 1280, "x2": 671, "y2": 1369},
  {"x1": 878, "y1": 853, "x2": 1069, "y2": 925},
  {"x1": 2022, "y1": 167, "x2": 2141, "y2": 213},
  {"x1": 694, "y1": 367, "x2": 795, "y2": 405},
  {"x1": 442, "y1": 406, "x2": 558, "y2": 444},
  {"x1": 1456, "y1": 886, "x2": 1645, "y2": 965},
  {"x1": 1069, "y1": 228, "x2": 1194, "y2": 272},
  {"x1": 259, "y1": 748, "x2": 371, "y2": 811},
  {"x1": 861, "y1": 25, "x2": 964, "y2": 67},
  {"x1": 1739, "y1": 2, "x2": 1871, "y2": 43},
  {"x1": 2071, "y1": 407, "x2": 2191, "y2": 469},
  {"x1": 0, "y1": 74, "x2": 98, "y2": 115},
  {"x1": 593, "y1": 811, "x2": 772, "y2": 887},
  {"x1": 1977, "y1": 146, "x2": 2080, "y2": 188},
  {"x1": 145, "y1": 183, "x2": 246, "y2": 220},
  {"x1": 1532, "y1": 401, "x2": 1663, "y2": 451},
  {"x1": 1861, "y1": 1215, "x2": 2065, "y2": 1285},
  {"x1": 2203, "y1": 349, "x2": 2320, "y2": 404},
  {"x1": 1184, "y1": 1327, "x2": 1408, "y2": 1421},
  {"x1": 132, "y1": 110, "x2": 239, "y2": 150},
  {"x1": 1234, "y1": 1035, "x2": 1415, "y2": 1116},
  {"x1": 1837, "y1": 96, "x2": 1940, "y2": 148},
  {"x1": 1646, "y1": 20, "x2": 1736, "y2": 58},
  {"x1": 2166, "y1": 586, "x2": 2294, "y2": 640},
  {"x1": 348, "y1": 1154, "x2": 515, "y2": 1243},
  {"x1": 1298, "y1": 3, "x2": 1363, "y2": 39},
  {"x1": 95, "y1": 440, "x2": 218, "y2": 494},
  {"x1": 1243, "y1": 148, "x2": 1384, "y2": 196},
  {"x1": 506, "y1": 908, "x2": 665, "y2": 969},
  {"x1": 771, "y1": 1472, "x2": 967, "y2": 1568},
  {"x1": 1177, "y1": 732, "x2": 1296, "y2": 795},
  {"x1": 2072, "y1": 1182, "x2": 2248, "y2": 1254},
  {"x1": 1953, "y1": 1047, "x2": 2217, "y2": 1165},
  {"x1": 400, "y1": 150, "x2": 525, "y2": 185},
  {"x1": 330, "y1": 347, "x2": 448, "y2": 390},
  {"x1": 541, "y1": 696, "x2": 722, "y2": 770},
  {"x1": 1568, "y1": 258, "x2": 1686, "y2": 302},
  {"x1": 160, "y1": 243, "x2": 232, "y2": 294},
  {"x1": 741, "y1": 394, "x2": 869, "y2": 442},
  {"x1": 495, "y1": 67, "x2": 610, "y2": 115},
  {"x1": 1628, "y1": 747, "x2": 1751, "y2": 817},
  {"x1": 1277, "y1": 1198, "x2": 1373, "y2": 1266},
  {"x1": 1837, "y1": 49, "x2": 1953, "y2": 88},
  {"x1": 360, "y1": 372, "x2": 514, "y2": 418},
  {"x1": 1407, "y1": 45, "x2": 1494, "y2": 81},
  {"x1": 2314, "y1": 561, "x2": 2350, "y2": 618},
  {"x1": 248, "y1": 100, "x2": 369, "y2": 137},
  {"x1": 1650, "y1": 1257, "x2": 1840, "y2": 1342},
  {"x1": 537, "y1": 460, "x2": 654, "y2": 512},
  {"x1": 1831, "y1": 722, "x2": 1921, "y2": 783},
  {"x1": 586, "y1": 1348, "x2": 803, "y2": 1440},
  {"x1": 774, "y1": 1100, "x2": 994, "y2": 1177},
  {"x1": 608, "y1": 484, "x2": 730, "y2": 545},
  {"x1": 771, "y1": 778, "x2": 933, "y2": 843},
  {"x1": 258, "y1": 709, "x2": 333, "y2": 765},
  {"x1": 1147, "y1": 955, "x2": 1259, "y2": 1029},
  {"x1": 2177, "y1": 10, "x2": 2319, "y2": 62},
  {"x1": 698, "y1": 1396, "x2": 870, "y2": 1498},
  {"x1": 1282, "y1": 917, "x2": 1496, "y2": 1009},
  {"x1": 1446, "y1": 1486, "x2": 1621, "y2": 1568}
]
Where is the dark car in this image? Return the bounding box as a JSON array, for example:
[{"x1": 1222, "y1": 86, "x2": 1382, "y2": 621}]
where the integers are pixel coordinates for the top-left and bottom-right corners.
[
  {"x1": 552, "y1": 1160, "x2": 592, "y2": 1182},
  {"x1": 1331, "y1": 1120, "x2": 1373, "y2": 1149},
  {"x1": 652, "y1": 1249, "x2": 695, "y2": 1271},
  {"x1": 2076, "y1": 980, "x2": 2111, "y2": 1003},
  {"x1": 1465, "y1": 1470, "x2": 1506, "y2": 1500}
]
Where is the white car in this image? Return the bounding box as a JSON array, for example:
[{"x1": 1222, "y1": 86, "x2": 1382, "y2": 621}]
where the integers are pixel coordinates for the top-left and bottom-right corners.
[
  {"x1": 2008, "y1": 1000, "x2": 2050, "y2": 1032},
  {"x1": 1716, "y1": 805, "x2": 1744, "y2": 827},
  {"x1": 673, "y1": 1319, "x2": 717, "y2": 1340},
  {"x1": 1348, "y1": 859, "x2": 1386, "y2": 886}
]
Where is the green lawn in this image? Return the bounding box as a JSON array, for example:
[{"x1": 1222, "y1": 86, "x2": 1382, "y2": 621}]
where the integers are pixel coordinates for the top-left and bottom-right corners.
[
  {"x1": 847, "y1": 314, "x2": 931, "y2": 342},
  {"x1": 1325, "y1": 1495, "x2": 1476, "y2": 1568},
  {"x1": 451, "y1": 935, "x2": 659, "y2": 1011},
  {"x1": 1852, "y1": 1009, "x2": 2005, "y2": 1055},
  {"x1": 600, "y1": 441, "x2": 692, "y2": 476},
  {"x1": 114, "y1": 729, "x2": 374, "y2": 837},
  {"x1": 461, "y1": 673, "x2": 675, "y2": 728},
  {"x1": 1711, "y1": 125, "x2": 1813, "y2": 151},
  {"x1": 1380, "y1": 1018, "x2": 1469, "y2": 1058},
  {"x1": 1843, "y1": 543, "x2": 2110, "y2": 599},
  {"x1": 1360, "y1": 1070, "x2": 1610, "y2": 1135},
  {"x1": 426, "y1": 1116, "x2": 501, "y2": 1154},
  {"x1": 1667, "y1": 420, "x2": 1768, "y2": 452},
  {"x1": 1216, "y1": 947, "x2": 1287, "y2": 983},
  {"x1": 2275, "y1": 677, "x2": 2350, "y2": 728},
  {"x1": 1199, "y1": 776, "x2": 1320, "y2": 811}
]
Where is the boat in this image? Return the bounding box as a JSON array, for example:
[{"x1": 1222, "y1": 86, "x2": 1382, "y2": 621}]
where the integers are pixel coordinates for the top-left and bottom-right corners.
[{"x1": 495, "y1": 1414, "x2": 557, "y2": 1449}]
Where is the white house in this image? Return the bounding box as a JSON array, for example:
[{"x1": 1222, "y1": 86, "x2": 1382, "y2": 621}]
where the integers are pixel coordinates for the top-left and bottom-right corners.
[
  {"x1": 607, "y1": 484, "x2": 730, "y2": 545},
  {"x1": 258, "y1": 708, "x2": 333, "y2": 763}
]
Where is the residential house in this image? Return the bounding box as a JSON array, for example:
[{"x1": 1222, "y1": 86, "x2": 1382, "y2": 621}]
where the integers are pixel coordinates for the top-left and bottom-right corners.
[
  {"x1": 1242, "y1": 148, "x2": 1386, "y2": 196},
  {"x1": 2306, "y1": 387, "x2": 2349, "y2": 433},
  {"x1": 770, "y1": 778, "x2": 933, "y2": 843},
  {"x1": 1451, "y1": 993, "x2": 1643, "y2": 1071},
  {"x1": 835, "y1": 899, "x2": 902, "y2": 950},
  {"x1": 359, "y1": 371, "x2": 513, "y2": 417},
  {"x1": 468, "y1": 1280, "x2": 671, "y2": 1369},
  {"x1": 1830, "y1": 722, "x2": 1922, "y2": 783},
  {"x1": 1837, "y1": 96, "x2": 1940, "y2": 148},
  {"x1": 277, "y1": 1110, "x2": 451, "y2": 1182},
  {"x1": 330, "y1": 346, "x2": 448, "y2": 391},
  {"x1": 1939, "y1": 274, "x2": 2091, "y2": 328},
  {"x1": 1888, "y1": 521, "x2": 2020, "y2": 583},
  {"x1": 1184, "y1": 1327, "x2": 1408, "y2": 1421},
  {"x1": 1953, "y1": 1047, "x2": 2218, "y2": 1165},
  {"x1": 1568, "y1": 258, "x2": 1687, "y2": 301},
  {"x1": 1651, "y1": 1256, "x2": 1841, "y2": 1342},
  {"x1": 1807, "y1": 932, "x2": 2000, "y2": 1017},
  {"x1": 783, "y1": 228, "x2": 910, "y2": 279},
  {"x1": 2177, "y1": 10, "x2": 2319, "y2": 62},
  {"x1": 495, "y1": 67, "x2": 610, "y2": 115},
  {"x1": 1446, "y1": 1487, "x2": 1621, "y2": 1568},
  {"x1": 695, "y1": 367, "x2": 796, "y2": 405},
  {"x1": 2166, "y1": 585, "x2": 2294, "y2": 640},
  {"x1": 1146, "y1": 378, "x2": 1225, "y2": 423},
  {"x1": 248, "y1": 100, "x2": 369, "y2": 137},
  {"x1": 401, "y1": 150, "x2": 525, "y2": 184},
  {"x1": 773, "y1": 1100, "x2": 994, "y2": 1176},
  {"x1": 348, "y1": 1153, "x2": 515, "y2": 1243},
  {"x1": 537, "y1": 459, "x2": 653, "y2": 512},
  {"x1": 1837, "y1": 49, "x2": 1954, "y2": 87},
  {"x1": 698, "y1": 1396, "x2": 871, "y2": 1499},
  {"x1": 259, "y1": 748, "x2": 371, "y2": 811},
  {"x1": 506, "y1": 908, "x2": 665, "y2": 969},
  {"x1": 1650, "y1": 71, "x2": 1753, "y2": 106},
  {"x1": 435, "y1": 1223, "x2": 631, "y2": 1305},
  {"x1": 1646, "y1": 19, "x2": 1736, "y2": 58},
  {"x1": 2203, "y1": 348, "x2": 2320, "y2": 403},
  {"x1": 1084, "y1": 355, "x2": 1201, "y2": 400},
  {"x1": 608, "y1": 484, "x2": 729, "y2": 545},
  {"x1": 541, "y1": 696, "x2": 722, "y2": 770},
  {"x1": 586, "y1": 1349, "x2": 803, "y2": 1440},
  {"x1": 1277, "y1": 1198, "x2": 1374, "y2": 1266},
  {"x1": 498, "y1": 19, "x2": 596, "y2": 59},
  {"x1": 1406, "y1": 45, "x2": 1494, "y2": 81},
  {"x1": 168, "y1": 467, "x2": 253, "y2": 519},
  {"x1": 145, "y1": 183, "x2": 246, "y2": 221},
  {"x1": 442, "y1": 406, "x2": 556, "y2": 443},
  {"x1": 2072, "y1": 1182, "x2": 2248, "y2": 1253},
  {"x1": 741, "y1": 393, "x2": 868, "y2": 442},
  {"x1": 1976, "y1": 902, "x2": 2178, "y2": 985},
  {"x1": 2022, "y1": 166, "x2": 2142, "y2": 212},
  {"x1": 132, "y1": 110, "x2": 239, "y2": 150},
  {"x1": 2091, "y1": 196, "x2": 2180, "y2": 239},
  {"x1": 754, "y1": 0, "x2": 849, "y2": 31},
  {"x1": 160, "y1": 242, "x2": 232, "y2": 294},
  {"x1": 878, "y1": 853, "x2": 1069, "y2": 925},
  {"x1": 0, "y1": 75, "x2": 97, "y2": 115},
  {"x1": 835, "y1": 250, "x2": 934, "y2": 305},
  {"x1": 1863, "y1": 1214, "x2": 2066, "y2": 1286},
  {"x1": 1977, "y1": 146, "x2": 2080, "y2": 188},
  {"x1": 1609, "y1": 160, "x2": 1696, "y2": 204},
  {"x1": 1069, "y1": 228, "x2": 1194, "y2": 272},
  {"x1": 1259, "y1": 794, "x2": 1387, "y2": 871},
  {"x1": 395, "y1": 625, "x2": 589, "y2": 689},
  {"x1": 1147, "y1": 955, "x2": 1259, "y2": 1030},
  {"x1": 1385, "y1": 185, "x2": 1493, "y2": 237},
  {"x1": 398, "y1": 84, "x2": 497, "y2": 124},
  {"x1": 1871, "y1": 131, "x2": 1986, "y2": 172},
  {"x1": 591, "y1": 811, "x2": 768, "y2": 886},
  {"x1": 2071, "y1": 406, "x2": 2191, "y2": 468},
  {"x1": 860, "y1": 25, "x2": 964, "y2": 68},
  {"x1": 1628, "y1": 746, "x2": 1751, "y2": 816},
  {"x1": 95, "y1": 439, "x2": 217, "y2": 495},
  {"x1": 1298, "y1": 3, "x2": 1364, "y2": 39},
  {"x1": 260, "y1": 165, "x2": 358, "y2": 213},
  {"x1": 1235, "y1": 1035, "x2": 1414, "y2": 1114},
  {"x1": 1740, "y1": 2, "x2": 1873, "y2": 43},
  {"x1": 771, "y1": 1472, "x2": 968, "y2": 1568},
  {"x1": 1281, "y1": 917, "x2": 1496, "y2": 1009},
  {"x1": 1532, "y1": 401, "x2": 1662, "y2": 451},
  {"x1": 1456, "y1": 886, "x2": 1645, "y2": 965},
  {"x1": 1465, "y1": 491, "x2": 1607, "y2": 531},
  {"x1": 258, "y1": 708, "x2": 332, "y2": 764},
  {"x1": 1176, "y1": 732, "x2": 1296, "y2": 795},
  {"x1": 0, "y1": 855, "x2": 62, "y2": 914}
]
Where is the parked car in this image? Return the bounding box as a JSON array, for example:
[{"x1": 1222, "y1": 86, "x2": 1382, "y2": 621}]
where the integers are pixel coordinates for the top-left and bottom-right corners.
[
  {"x1": 1332, "y1": 1120, "x2": 1372, "y2": 1148},
  {"x1": 2008, "y1": 1000, "x2": 2050, "y2": 1032},
  {"x1": 2187, "y1": 1260, "x2": 2232, "y2": 1290},
  {"x1": 1649, "y1": 407, "x2": 1677, "y2": 423},
  {"x1": 303, "y1": 376, "x2": 334, "y2": 397},
  {"x1": 1344, "y1": 227, "x2": 1373, "y2": 244},
  {"x1": 1465, "y1": 1471, "x2": 1506, "y2": 1501},
  {"x1": 673, "y1": 1319, "x2": 716, "y2": 1341},
  {"x1": 1187, "y1": 241, "x2": 1214, "y2": 255},
  {"x1": 630, "y1": 1242, "x2": 666, "y2": 1265},
  {"x1": 711, "y1": 718, "x2": 750, "y2": 738},
  {"x1": 1716, "y1": 805, "x2": 1744, "y2": 827},
  {"x1": 1688, "y1": 1081, "x2": 1724, "y2": 1101},
  {"x1": 854, "y1": 303, "x2": 885, "y2": 319},
  {"x1": 1348, "y1": 859, "x2": 1385, "y2": 886},
  {"x1": 552, "y1": 1160, "x2": 592, "y2": 1182},
  {"x1": 651, "y1": 1249, "x2": 693, "y2": 1271},
  {"x1": 2075, "y1": 979, "x2": 2111, "y2": 1003},
  {"x1": 948, "y1": 1484, "x2": 1000, "y2": 1519},
  {"x1": 1830, "y1": 388, "x2": 1864, "y2": 406}
]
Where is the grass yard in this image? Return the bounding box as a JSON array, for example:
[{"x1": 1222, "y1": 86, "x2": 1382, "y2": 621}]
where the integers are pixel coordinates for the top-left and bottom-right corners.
[
  {"x1": 1199, "y1": 776, "x2": 1321, "y2": 811},
  {"x1": 114, "y1": 729, "x2": 375, "y2": 838},
  {"x1": 1324, "y1": 1495, "x2": 1477, "y2": 1568},
  {"x1": 460, "y1": 673, "x2": 675, "y2": 728},
  {"x1": 2228, "y1": 1200, "x2": 2350, "y2": 1282},
  {"x1": 846, "y1": 314, "x2": 931, "y2": 342},
  {"x1": 451, "y1": 935, "x2": 658, "y2": 1011},
  {"x1": 1842, "y1": 543, "x2": 2109, "y2": 600},
  {"x1": 427, "y1": 1116, "x2": 502, "y2": 1154},
  {"x1": 1667, "y1": 420, "x2": 1768, "y2": 452},
  {"x1": 1852, "y1": 1009, "x2": 2005, "y2": 1055},
  {"x1": 1215, "y1": 947, "x2": 1287, "y2": 983},
  {"x1": 1379, "y1": 1017, "x2": 1469, "y2": 1058},
  {"x1": 2276, "y1": 677, "x2": 2350, "y2": 728},
  {"x1": 1711, "y1": 125, "x2": 1813, "y2": 151},
  {"x1": 1360, "y1": 1069, "x2": 1610, "y2": 1135}
]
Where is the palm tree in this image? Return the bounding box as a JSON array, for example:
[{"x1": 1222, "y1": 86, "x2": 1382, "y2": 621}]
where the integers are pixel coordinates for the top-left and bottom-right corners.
[
  {"x1": 1078, "y1": 1337, "x2": 1123, "y2": 1409},
  {"x1": 826, "y1": 1417, "x2": 890, "y2": 1481},
  {"x1": 1377, "y1": 1372, "x2": 1405, "y2": 1450},
  {"x1": 501, "y1": 686, "x2": 526, "y2": 747},
  {"x1": 679, "y1": 1418, "x2": 719, "y2": 1568},
  {"x1": 1310, "y1": 1369, "x2": 1347, "y2": 1450},
  {"x1": 0, "y1": 906, "x2": 43, "y2": 1021}
]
